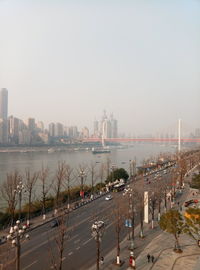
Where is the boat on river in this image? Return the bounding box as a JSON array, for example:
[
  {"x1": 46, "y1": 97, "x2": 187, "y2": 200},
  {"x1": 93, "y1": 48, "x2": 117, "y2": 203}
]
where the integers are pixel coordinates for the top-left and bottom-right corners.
[{"x1": 91, "y1": 147, "x2": 111, "y2": 154}]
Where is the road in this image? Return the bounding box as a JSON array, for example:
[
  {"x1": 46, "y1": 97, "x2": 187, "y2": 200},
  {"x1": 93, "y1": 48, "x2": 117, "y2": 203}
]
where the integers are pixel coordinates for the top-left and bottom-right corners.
[{"x1": 3, "y1": 166, "x2": 190, "y2": 270}]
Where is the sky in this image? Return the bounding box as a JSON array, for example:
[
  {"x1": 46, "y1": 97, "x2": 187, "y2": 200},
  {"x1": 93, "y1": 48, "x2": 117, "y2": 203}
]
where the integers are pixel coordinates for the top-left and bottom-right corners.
[{"x1": 0, "y1": 0, "x2": 199, "y2": 136}]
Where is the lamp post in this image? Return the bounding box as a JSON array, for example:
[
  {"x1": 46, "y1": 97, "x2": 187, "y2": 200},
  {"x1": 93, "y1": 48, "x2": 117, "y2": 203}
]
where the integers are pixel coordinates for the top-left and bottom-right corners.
[
  {"x1": 14, "y1": 181, "x2": 25, "y2": 222},
  {"x1": 79, "y1": 169, "x2": 86, "y2": 201},
  {"x1": 91, "y1": 221, "x2": 105, "y2": 270},
  {"x1": 123, "y1": 186, "x2": 136, "y2": 269},
  {"x1": 7, "y1": 220, "x2": 30, "y2": 270}
]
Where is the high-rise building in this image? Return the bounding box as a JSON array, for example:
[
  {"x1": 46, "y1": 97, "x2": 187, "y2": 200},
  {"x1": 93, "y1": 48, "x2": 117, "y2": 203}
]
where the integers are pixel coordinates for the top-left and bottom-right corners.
[
  {"x1": 0, "y1": 88, "x2": 8, "y2": 120},
  {"x1": 8, "y1": 116, "x2": 19, "y2": 144},
  {"x1": 81, "y1": 127, "x2": 89, "y2": 138},
  {"x1": 93, "y1": 120, "x2": 99, "y2": 137},
  {"x1": 110, "y1": 114, "x2": 118, "y2": 138},
  {"x1": 93, "y1": 111, "x2": 118, "y2": 139},
  {"x1": 55, "y1": 123, "x2": 64, "y2": 137},
  {"x1": 37, "y1": 121, "x2": 44, "y2": 132},
  {"x1": 27, "y1": 118, "x2": 36, "y2": 132},
  {"x1": 49, "y1": 123, "x2": 55, "y2": 137},
  {"x1": 0, "y1": 88, "x2": 8, "y2": 144},
  {"x1": 68, "y1": 126, "x2": 78, "y2": 138}
]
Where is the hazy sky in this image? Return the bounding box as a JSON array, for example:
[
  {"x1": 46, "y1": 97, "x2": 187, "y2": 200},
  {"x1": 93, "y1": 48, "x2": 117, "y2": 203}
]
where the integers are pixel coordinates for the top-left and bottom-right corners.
[{"x1": 0, "y1": 0, "x2": 199, "y2": 135}]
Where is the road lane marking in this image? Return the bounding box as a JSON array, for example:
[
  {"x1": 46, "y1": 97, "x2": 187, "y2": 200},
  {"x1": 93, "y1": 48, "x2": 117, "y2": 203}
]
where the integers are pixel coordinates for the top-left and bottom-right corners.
[
  {"x1": 61, "y1": 257, "x2": 66, "y2": 261},
  {"x1": 74, "y1": 239, "x2": 80, "y2": 244},
  {"x1": 67, "y1": 234, "x2": 79, "y2": 241},
  {"x1": 76, "y1": 246, "x2": 80, "y2": 250},
  {"x1": 21, "y1": 203, "x2": 113, "y2": 259},
  {"x1": 82, "y1": 237, "x2": 93, "y2": 246},
  {"x1": 22, "y1": 260, "x2": 37, "y2": 270},
  {"x1": 68, "y1": 252, "x2": 73, "y2": 256}
]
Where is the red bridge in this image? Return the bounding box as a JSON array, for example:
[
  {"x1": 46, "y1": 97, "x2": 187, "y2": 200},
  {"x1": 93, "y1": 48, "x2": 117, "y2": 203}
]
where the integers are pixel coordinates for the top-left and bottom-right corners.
[{"x1": 82, "y1": 137, "x2": 200, "y2": 143}]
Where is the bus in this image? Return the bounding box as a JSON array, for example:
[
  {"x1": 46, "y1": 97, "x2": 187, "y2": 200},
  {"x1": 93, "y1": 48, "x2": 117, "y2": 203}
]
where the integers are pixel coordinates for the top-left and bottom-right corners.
[{"x1": 113, "y1": 183, "x2": 126, "y2": 192}]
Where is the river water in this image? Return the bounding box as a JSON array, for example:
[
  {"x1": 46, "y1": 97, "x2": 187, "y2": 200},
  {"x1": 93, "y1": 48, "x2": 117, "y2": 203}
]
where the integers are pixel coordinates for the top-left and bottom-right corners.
[
  {"x1": 0, "y1": 143, "x2": 179, "y2": 209},
  {"x1": 0, "y1": 143, "x2": 176, "y2": 183}
]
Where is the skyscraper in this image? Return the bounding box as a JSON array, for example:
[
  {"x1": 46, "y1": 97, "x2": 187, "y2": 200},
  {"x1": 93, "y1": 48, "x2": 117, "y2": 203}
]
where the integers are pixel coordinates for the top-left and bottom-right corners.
[
  {"x1": 0, "y1": 88, "x2": 8, "y2": 120},
  {"x1": 0, "y1": 88, "x2": 8, "y2": 143}
]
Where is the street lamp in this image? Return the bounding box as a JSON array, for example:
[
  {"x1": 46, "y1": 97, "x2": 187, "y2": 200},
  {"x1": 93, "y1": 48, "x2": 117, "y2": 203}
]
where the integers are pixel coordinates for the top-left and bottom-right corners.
[
  {"x1": 14, "y1": 181, "x2": 25, "y2": 223},
  {"x1": 79, "y1": 169, "x2": 86, "y2": 201},
  {"x1": 123, "y1": 186, "x2": 136, "y2": 269},
  {"x1": 7, "y1": 220, "x2": 30, "y2": 270},
  {"x1": 91, "y1": 221, "x2": 105, "y2": 270}
]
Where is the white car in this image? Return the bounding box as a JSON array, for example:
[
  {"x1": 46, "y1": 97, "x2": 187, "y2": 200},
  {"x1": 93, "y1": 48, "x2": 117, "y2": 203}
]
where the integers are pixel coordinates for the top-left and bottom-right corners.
[
  {"x1": 92, "y1": 221, "x2": 105, "y2": 230},
  {"x1": 105, "y1": 195, "x2": 113, "y2": 201}
]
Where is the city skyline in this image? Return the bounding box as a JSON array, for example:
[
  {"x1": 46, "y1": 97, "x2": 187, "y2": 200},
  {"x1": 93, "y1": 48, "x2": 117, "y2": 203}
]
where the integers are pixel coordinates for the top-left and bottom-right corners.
[
  {"x1": 0, "y1": 0, "x2": 199, "y2": 135},
  {"x1": 0, "y1": 87, "x2": 199, "y2": 141}
]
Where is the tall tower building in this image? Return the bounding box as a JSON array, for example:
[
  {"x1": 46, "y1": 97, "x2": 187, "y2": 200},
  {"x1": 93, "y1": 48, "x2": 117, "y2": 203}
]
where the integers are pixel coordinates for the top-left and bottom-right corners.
[
  {"x1": 0, "y1": 88, "x2": 8, "y2": 120},
  {"x1": 0, "y1": 88, "x2": 8, "y2": 144},
  {"x1": 49, "y1": 123, "x2": 55, "y2": 137}
]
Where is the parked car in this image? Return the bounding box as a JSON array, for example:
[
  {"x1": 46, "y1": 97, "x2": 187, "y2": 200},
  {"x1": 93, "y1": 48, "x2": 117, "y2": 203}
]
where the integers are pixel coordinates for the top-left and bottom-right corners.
[
  {"x1": 105, "y1": 195, "x2": 113, "y2": 201},
  {"x1": 0, "y1": 236, "x2": 6, "y2": 245}
]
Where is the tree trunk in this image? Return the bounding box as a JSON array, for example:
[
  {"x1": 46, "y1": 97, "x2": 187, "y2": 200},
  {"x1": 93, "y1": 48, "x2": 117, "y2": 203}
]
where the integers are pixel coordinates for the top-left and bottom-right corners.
[
  {"x1": 96, "y1": 233, "x2": 100, "y2": 270},
  {"x1": 152, "y1": 208, "x2": 154, "y2": 229},
  {"x1": 116, "y1": 227, "x2": 120, "y2": 264},
  {"x1": 140, "y1": 210, "x2": 144, "y2": 237},
  {"x1": 132, "y1": 213, "x2": 135, "y2": 240}
]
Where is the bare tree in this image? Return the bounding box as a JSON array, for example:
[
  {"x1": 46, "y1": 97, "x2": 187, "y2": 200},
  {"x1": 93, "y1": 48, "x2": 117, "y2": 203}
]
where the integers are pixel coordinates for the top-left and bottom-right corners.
[
  {"x1": 49, "y1": 215, "x2": 68, "y2": 270},
  {"x1": 98, "y1": 163, "x2": 105, "y2": 191},
  {"x1": 1, "y1": 171, "x2": 21, "y2": 226},
  {"x1": 134, "y1": 183, "x2": 145, "y2": 238},
  {"x1": 88, "y1": 162, "x2": 97, "y2": 198},
  {"x1": 149, "y1": 191, "x2": 158, "y2": 229},
  {"x1": 64, "y1": 164, "x2": 73, "y2": 209},
  {"x1": 38, "y1": 166, "x2": 52, "y2": 220},
  {"x1": 155, "y1": 181, "x2": 164, "y2": 220},
  {"x1": 112, "y1": 195, "x2": 125, "y2": 265},
  {"x1": 105, "y1": 157, "x2": 111, "y2": 179},
  {"x1": 54, "y1": 161, "x2": 67, "y2": 213},
  {"x1": 178, "y1": 155, "x2": 187, "y2": 187},
  {"x1": 77, "y1": 164, "x2": 87, "y2": 200},
  {"x1": 24, "y1": 169, "x2": 38, "y2": 225}
]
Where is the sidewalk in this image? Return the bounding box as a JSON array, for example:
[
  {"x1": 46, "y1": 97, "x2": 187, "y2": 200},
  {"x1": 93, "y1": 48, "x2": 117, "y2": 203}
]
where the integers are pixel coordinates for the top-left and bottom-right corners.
[
  {"x1": 135, "y1": 231, "x2": 200, "y2": 270},
  {"x1": 88, "y1": 219, "x2": 163, "y2": 270}
]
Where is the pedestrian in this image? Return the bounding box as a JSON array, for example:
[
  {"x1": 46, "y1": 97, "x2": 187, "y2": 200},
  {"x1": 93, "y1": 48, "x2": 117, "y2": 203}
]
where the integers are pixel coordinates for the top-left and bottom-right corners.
[
  {"x1": 151, "y1": 255, "x2": 155, "y2": 263},
  {"x1": 100, "y1": 256, "x2": 104, "y2": 265},
  {"x1": 147, "y1": 253, "x2": 150, "y2": 263}
]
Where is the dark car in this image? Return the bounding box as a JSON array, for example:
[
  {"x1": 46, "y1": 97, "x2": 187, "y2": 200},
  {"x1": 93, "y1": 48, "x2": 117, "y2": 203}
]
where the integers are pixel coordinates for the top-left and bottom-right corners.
[
  {"x1": 0, "y1": 236, "x2": 6, "y2": 245},
  {"x1": 184, "y1": 200, "x2": 194, "y2": 207},
  {"x1": 50, "y1": 219, "x2": 60, "y2": 228}
]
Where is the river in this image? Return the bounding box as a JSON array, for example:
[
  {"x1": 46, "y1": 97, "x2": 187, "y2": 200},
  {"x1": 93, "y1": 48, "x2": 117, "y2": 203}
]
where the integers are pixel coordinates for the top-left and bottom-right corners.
[
  {"x1": 0, "y1": 143, "x2": 179, "y2": 209},
  {"x1": 0, "y1": 143, "x2": 176, "y2": 183}
]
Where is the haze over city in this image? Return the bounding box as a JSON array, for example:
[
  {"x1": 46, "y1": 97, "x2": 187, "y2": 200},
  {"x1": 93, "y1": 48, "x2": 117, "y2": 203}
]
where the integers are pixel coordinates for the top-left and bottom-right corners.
[{"x1": 0, "y1": 0, "x2": 199, "y2": 135}]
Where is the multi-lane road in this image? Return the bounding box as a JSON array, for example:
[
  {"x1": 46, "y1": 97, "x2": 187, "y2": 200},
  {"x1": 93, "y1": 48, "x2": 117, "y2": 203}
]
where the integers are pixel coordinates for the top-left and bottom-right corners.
[{"x1": 3, "y1": 166, "x2": 190, "y2": 270}]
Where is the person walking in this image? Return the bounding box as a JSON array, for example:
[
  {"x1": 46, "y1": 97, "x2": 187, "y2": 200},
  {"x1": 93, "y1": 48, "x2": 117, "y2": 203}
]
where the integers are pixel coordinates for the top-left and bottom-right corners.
[
  {"x1": 147, "y1": 254, "x2": 151, "y2": 263},
  {"x1": 151, "y1": 255, "x2": 155, "y2": 263}
]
